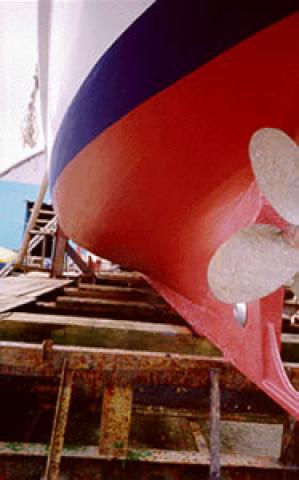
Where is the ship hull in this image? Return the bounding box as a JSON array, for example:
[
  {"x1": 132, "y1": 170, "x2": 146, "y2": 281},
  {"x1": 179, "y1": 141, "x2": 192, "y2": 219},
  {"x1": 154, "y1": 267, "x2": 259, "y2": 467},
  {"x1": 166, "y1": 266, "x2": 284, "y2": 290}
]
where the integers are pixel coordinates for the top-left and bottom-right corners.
[
  {"x1": 46, "y1": 1, "x2": 299, "y2": 416},
  {"x1": 52, "y1": 7, "x2": 298, "y2": 304}
]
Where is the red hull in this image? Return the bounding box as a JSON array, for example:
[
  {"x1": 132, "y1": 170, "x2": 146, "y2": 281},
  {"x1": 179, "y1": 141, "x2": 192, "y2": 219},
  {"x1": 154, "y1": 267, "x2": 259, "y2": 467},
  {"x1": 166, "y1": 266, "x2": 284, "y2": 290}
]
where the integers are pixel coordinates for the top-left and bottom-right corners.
[{"x1": 52, "y1": 14, "x2": 299, "y2": 416}]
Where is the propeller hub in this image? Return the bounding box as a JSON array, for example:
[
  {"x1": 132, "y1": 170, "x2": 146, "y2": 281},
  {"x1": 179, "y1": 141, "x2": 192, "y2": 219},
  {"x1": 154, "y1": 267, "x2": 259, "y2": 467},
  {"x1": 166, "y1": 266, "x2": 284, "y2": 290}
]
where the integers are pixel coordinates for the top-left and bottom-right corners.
[{"x1": 283, "y1": 225, "x2": 299, "y2": 249}]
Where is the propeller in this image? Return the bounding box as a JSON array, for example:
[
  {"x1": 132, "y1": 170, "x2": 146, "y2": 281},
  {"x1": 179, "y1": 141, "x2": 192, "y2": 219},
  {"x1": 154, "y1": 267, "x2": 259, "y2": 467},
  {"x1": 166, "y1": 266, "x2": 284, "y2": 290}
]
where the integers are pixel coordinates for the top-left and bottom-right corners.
[{"x1": 208, "y1": 128, "x2": 299, "y2": 304}]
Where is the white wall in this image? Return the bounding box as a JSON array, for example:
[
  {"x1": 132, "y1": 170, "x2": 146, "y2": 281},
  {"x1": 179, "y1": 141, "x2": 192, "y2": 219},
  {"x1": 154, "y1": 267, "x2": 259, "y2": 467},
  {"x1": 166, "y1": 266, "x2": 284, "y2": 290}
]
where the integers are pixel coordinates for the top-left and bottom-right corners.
[{"x1": 0, "y1": 0, "x2": 43, "y2": 173}]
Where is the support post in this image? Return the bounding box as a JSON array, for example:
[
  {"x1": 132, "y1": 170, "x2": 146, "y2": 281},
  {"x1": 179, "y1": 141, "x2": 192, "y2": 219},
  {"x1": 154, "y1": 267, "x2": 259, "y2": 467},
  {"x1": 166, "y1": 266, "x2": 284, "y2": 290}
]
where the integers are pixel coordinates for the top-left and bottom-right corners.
[
  {"x1": 41, "y1": 232, "x2": 47, "y2": 267},
  {"x1": 189, "y1": 420, "x2": 209, "y2": 454},
  {"x1": 66, "y1": 243, "x2": 94, "y2": 276},
  {"x1": 210, "y1": 369, "x2": 221, "y2": 480},
  {"x1": 51, "y1": 225, "x2": 67, "y2": 277},
  {"x1": 99, "y1": 369, "x2": 133, "y2": 457},
  {"x1": 280, "y1": 415, "x2": 299, "y2": 466},
  {"x1": 44, "y1": 360, "x2": 73, "y2": 480}
]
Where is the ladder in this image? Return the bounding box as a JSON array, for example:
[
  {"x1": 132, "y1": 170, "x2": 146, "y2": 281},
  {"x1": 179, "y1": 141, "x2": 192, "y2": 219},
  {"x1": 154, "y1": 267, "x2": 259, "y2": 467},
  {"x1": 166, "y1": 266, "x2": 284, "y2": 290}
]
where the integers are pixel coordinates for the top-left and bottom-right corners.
[
  {"x1": 0, "y1": 172, "x2": 93, "y2": 278},
  {"x1": 0, "y1": 208, "x2": 57, "y2": 277}
]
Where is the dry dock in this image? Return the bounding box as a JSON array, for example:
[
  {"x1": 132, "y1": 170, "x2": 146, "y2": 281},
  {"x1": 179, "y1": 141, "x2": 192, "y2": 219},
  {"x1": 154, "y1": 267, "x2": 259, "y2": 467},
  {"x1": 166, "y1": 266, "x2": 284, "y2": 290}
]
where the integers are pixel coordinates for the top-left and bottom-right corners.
[{"x1": 0, "y1": 272, "x2": 298, "y2": 479}]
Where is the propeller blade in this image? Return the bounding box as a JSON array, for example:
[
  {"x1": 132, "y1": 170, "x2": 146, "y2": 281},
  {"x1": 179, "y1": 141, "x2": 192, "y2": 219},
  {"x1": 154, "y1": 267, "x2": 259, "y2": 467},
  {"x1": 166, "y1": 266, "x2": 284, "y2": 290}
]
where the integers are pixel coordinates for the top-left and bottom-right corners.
[
  {"x1": 250, "y1": 128, "x2": 299, "y2": 225},
  {"x1": 208, "y1": 224, "x2": 299, "y2": 304}
]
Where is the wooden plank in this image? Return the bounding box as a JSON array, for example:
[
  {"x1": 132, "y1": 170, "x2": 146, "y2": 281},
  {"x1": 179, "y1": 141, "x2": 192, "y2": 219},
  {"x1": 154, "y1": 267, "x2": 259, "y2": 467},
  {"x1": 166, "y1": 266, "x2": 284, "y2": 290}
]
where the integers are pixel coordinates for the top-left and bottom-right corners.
[
  {"x1": 99, "y1": 372, "x2": 133, "y2": 457},
  {"x1": 0, "y1": 312, "x2": 192, "y2": 333},
  {"x1": 0, "y1": 312, "x2": 219, "y2": 355},
  {"x1": 15, "y1": 265, "x2": 52, "y2": 273},
  {"x1": 55, "y1": 296, "x2": 164, "y2": 310},
  {"x1": 44, "y1": 361, "x2": 73, "y2": 479},
  {"x1": 30, "y1": 229, "x2": 54, "y2": 236},
  {"x1": 29, "y1": 207, "x2": 54, "y2": 215},
  {"x1": 0, "y1": 277, "x2": 72, "y2": 313},
  {"x1": 65, "y1": 285, "x2": 163, "y2": 303},
  {"x1": 49, "y1": 296, "x2": 180, "y2": 322},
  {"x1": 284, "y1": 299, "x2": 299, "y2": 307},
  {"x1": 94, "y1": 271, "x2": 148, "y2": 288},
  {"x1": 282, "y1": 334, "x2": 299, "y2": 345},
  {"x1": 0, "y1": 277, "x2": 71, "y2": 297},
  {"x1": 0, "y1": 296, "x2": 35, "y2": 313},
  {"x1": 34, "y1": 302, "x2": 181, "y2": 323},
  {"x1": 36, "y1": 218, "x2": 53, "y2": 224}
]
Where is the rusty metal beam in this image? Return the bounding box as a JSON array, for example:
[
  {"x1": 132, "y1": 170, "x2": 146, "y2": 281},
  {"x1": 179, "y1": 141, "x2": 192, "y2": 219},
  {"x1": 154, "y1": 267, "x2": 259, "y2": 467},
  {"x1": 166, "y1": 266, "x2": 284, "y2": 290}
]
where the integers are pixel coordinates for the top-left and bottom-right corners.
[
  {"x1": 0, "y1": 341, "x2": 298, "y2": 393},
  {"x1": 0, "y1": 442, "x2": 297, "y2": 471},
  {"x1": 0, "y1": 341, "x2": 247, "y2": 389},
  {"x1": 135, "y1": 406, "x2": 284, "y2": 424},
  {"x1": 210, "y1": 369, "x2": 221, "y2": 480},
  {"x1": 44, "y1": 360, "x2": 73, "y2": 480},
  {"x1": 99, "y1": 370, "x2": 133, "y2": 457}
]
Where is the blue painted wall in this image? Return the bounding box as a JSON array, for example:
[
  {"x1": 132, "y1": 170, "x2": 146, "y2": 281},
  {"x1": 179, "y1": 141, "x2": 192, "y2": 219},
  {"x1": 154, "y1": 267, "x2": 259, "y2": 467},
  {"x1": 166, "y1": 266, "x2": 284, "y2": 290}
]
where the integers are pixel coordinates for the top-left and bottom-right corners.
[{"x1": 0, "y1": 180, "x2": 51, "y2": 250}]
